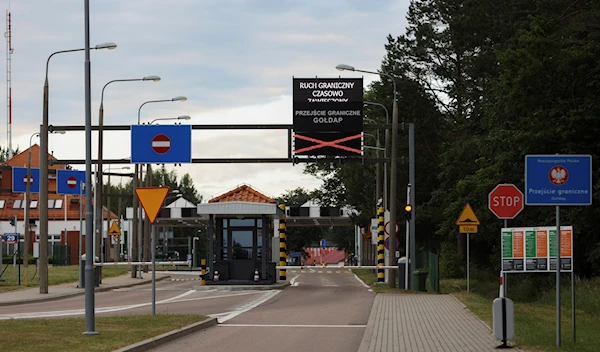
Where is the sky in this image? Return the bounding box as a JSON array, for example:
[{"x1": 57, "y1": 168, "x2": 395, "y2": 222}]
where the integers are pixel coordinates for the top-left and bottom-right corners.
[{"x1": 1, "y1": 0, "x2": 409, "y2": 201}]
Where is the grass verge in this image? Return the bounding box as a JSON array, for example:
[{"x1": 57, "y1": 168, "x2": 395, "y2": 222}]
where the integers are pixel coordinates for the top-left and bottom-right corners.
[
  {"x1": 0, "y1": 265, "x2": 130, "y2": 292},
  {"x1": 0, "y1": 314, "x2": 208, "y2": 352},
  {"x1": 444, "y1": 278, "x2": 600, "y2": 352},
  {"x1": 352, "y1": 268, "x2": 428, "y2": 294}
]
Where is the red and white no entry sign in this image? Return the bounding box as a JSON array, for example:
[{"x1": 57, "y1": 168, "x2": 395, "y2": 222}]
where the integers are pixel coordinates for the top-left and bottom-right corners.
[
  {"x1": 384, "y1": 221, "x2": 400, "y2": 235},
  {"x1": 152, "y1": 134, "x2": 171, "y2": 154},
  {"x1": 67, "y1": 176, "x2": 77, "y2": 188},
  {"x1": 22, "y1": 175, "x2": 33, "y2": 185}
]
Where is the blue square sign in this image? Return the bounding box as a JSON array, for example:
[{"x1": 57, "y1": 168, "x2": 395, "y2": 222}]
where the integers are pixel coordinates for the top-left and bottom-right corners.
[
  {"x1": 56, "y1": 169, "x2": 86, "y2": 195},
  {"x1": 525, "y1": 155, "x2": 592, "y2": 205},
  {"x1": 131, "y1": 125, "x2": 192, "y2": 164},
  {"x1": 12, "y1": 167, "x2": 40, "y2": 193}
]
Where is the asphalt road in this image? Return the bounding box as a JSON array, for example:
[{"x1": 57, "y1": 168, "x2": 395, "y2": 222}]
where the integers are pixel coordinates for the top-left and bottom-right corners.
[{"x1": 150, "y1": 268, "x2": 375, "y2": 352}]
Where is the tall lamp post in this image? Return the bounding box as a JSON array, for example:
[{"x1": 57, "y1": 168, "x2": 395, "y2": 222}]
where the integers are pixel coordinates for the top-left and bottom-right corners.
[
  {"x1": 364, "y1": 101, "x2": 389, "y2": 210},
  {"x1": 150, "y1": 115, "x2": 191, "y2": 124},
  {"x1": 133, "y1": 96, "x2": 187, "y2": 278},
  {"x1": 24, "y1": 131, "x2": 65, "y2": 270},
  {"x1": 39, "y1": 41, "x2": 116, "y2": 295},
  {"x1": 336, "y1": 64, "x2": 400, "y2": 288},
  {"x1": 95, "y1": 75, "x2": 160, "y2": 263}
]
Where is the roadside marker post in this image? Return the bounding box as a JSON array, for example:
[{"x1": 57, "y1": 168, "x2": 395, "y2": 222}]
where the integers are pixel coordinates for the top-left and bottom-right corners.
[{"x1": 135, "y1": 186, "x2": 169, "y2": 316}]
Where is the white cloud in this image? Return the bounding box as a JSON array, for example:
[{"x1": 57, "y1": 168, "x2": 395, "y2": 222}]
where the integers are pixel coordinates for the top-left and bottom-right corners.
[{"x1": 2, "y1": 0, "x2": 409, "y2": 200}]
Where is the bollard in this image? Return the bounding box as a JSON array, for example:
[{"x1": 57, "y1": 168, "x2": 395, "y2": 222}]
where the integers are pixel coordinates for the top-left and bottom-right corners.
[
  {"x1": 254, "y1": 269, "x2": 259, "y2": 282},
  {"x1": 213, "y1": 270, "x2": 220, "y2": 282},
  {"x1": 200, "y1": 259, "x2": 206, "y2": 286}
]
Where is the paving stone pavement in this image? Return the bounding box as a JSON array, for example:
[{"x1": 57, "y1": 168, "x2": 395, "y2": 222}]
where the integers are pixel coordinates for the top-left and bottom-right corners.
[{"x1": 359, "y1": 294, "x2": 523, "y2": 352}]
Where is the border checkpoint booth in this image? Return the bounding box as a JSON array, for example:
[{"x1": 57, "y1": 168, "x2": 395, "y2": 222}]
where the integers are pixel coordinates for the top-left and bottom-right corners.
[{"x1": 196, "y1": 185, "x2": 284, "y2": 284}]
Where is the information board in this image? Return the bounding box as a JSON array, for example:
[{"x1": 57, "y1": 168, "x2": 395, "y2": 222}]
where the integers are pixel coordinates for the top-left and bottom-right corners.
[{"x1": 501, "y1": 226, "x2": 573, "y2": 273}]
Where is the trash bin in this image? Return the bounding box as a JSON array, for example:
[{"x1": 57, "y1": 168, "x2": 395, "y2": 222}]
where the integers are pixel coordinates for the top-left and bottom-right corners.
[
  {"x1": 397, "y1": 257, "x2": 411, "y2": 289},
  {"x1": 413, "y1": 270, "x2": 428, "y2": 292}
]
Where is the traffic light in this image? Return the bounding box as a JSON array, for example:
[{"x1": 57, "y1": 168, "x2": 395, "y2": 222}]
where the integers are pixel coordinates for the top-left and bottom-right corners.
[
  {"x1": 9, "y1": 215, "x2": 16, "y2": 226},
  {"x1": 404, "y1": 205, "x2": 412, "y2": 221}
]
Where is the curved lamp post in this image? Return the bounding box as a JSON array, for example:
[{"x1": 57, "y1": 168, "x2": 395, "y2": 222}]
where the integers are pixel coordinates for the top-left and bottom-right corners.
[
  {"x1": 149, "y1": 115, "x2": 191, "y2": 125},
  {"x1": 39, "y1": 42, "x2": 116, "y2": 295},
  {"x1": 133, "y1": 96, "x2": 187, "y2": 278},
  {"x1": 336, "y1": 64, "x2": 400, "y2": 289},
  {"x1": 95, "y1": 75, "x2": 160, "y2": 263}
]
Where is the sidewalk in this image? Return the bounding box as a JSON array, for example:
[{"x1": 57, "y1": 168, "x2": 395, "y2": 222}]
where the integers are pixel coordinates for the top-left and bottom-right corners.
[
  {"x1": 0, "y1": 273, "x2": 171, "y2": 307},
  {"x1": 358, "y1": 294, "x2": 522, "y2": 352}
]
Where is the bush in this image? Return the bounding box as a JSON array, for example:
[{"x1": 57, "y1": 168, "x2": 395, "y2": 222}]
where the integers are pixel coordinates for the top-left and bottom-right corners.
[{"x1": 439, "y1": 241, "x2": 465, "y2": 279}]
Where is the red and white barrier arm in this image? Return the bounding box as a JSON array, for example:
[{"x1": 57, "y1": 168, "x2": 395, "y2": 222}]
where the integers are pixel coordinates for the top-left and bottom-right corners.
[
  {"x1": 92, "y1": 261, "x2": 190, "y2": 266},
  {"x1": 276, "y1": 265, "x2": 399, "y2": 270}
]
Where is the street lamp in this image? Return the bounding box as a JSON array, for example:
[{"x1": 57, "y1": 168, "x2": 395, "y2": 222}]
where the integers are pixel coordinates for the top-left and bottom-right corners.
[
  {"x1": 39, "y1": 42, "x2": 116, "y2": 295},
  {"x1": 24, "y1": 131, "x2": 65, "y2": 269},
  {"x1": 364, "y1": 102, "x2": 389, "y2": 210},
  {"x1": 149, "y1": 115, "x2": 191, "y2": 125},
  {"x1": 133, "y1": 96, "x2": 187, "y2": 278},
  {"x1": 337, "y1": 63, "x2": 400, "y2": 289},
  {"x1": 95, "y1": 75, "x2": 160, "y2": 263},
  {"x1": 102, "y1": 166, "x2": 130, "y2": 262}
]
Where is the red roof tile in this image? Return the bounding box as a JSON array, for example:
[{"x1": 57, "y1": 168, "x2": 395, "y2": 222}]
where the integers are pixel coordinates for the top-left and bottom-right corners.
[{"x1": 209, "y1": 184, "x2": 275, "y2": 204}]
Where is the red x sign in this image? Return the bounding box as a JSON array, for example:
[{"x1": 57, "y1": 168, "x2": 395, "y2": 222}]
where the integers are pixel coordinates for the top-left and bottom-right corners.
[{"x1": 293, "y1": 133, "x2": 362, "y2": 155}]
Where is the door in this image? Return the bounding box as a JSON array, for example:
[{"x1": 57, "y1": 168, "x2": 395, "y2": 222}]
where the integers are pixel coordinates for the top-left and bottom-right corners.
[{"x1": 229, "y1": 228, "x2": 255, "y2": 280}]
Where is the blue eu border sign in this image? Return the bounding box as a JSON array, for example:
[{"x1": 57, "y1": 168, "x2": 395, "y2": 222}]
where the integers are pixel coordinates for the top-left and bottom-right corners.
[
  {"x1": 12, "y1": 167, "x2": 40, "y2": 193},
  {"x1": 525, "y1": 155, "x2": 592, "y2": 205},
  {"x1": 131, "y1": 125, "x2": 192, "y2": 164},
  {"x1": 57, "y1": 169, "x2": 85, "y2": 195}
]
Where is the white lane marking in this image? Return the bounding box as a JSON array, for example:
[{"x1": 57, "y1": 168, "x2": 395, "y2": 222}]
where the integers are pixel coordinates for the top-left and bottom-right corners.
[
  {"x1": 220, "y1": 324, "x2": 366, "y2": 328},
  {"x1": 218, "y1": 290, "x2": 281, "y2": 323},
  {"x1": 290, "y1": 274, "x2": 300, "y2": 287},
  {"x1": 0, "y1": 290, "x2": 265, "y2": 320},
  {"x1": 353, "y1": 273, "x2": 372, "y2": 291}
]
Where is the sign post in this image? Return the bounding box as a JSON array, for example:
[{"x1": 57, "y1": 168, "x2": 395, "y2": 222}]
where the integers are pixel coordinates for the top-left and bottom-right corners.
[
  {"x1": 135, "y1": 186, "x2": 169, "y2": 316},
  {"x1": 525, "y1": 154, "x2": 592, "y2": 347},
  {"x1": 456, "y1": 204, "x2": 480, "y2": 293}
]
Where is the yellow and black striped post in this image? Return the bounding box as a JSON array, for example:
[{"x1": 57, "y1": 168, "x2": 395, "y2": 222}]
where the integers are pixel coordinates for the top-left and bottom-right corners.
[
  {"x1": 200, "y1": 259, "x2": 206, "y2": 286},
  {"x1": 377, "y1": 206, "x2": 385, "y2": 283},
  {"x1": 279, "y1": 204, "x2": 287, "y2": 281}
]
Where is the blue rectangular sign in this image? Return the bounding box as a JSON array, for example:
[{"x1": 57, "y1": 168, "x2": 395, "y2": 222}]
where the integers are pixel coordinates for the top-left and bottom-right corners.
[
  {"x1": 525, "y1": 155, "x2": 592, "y2": 205},
  {"x1": 131, "y1": 125, "x2": 192, "y2": 164},
  {"x1": 3, "y1": 233, "x2": 18, "y2": 244},
  {"x1": 56, "y1": 169, "x2": 86, "y2": 195},
  {"x1": 12, "y1": 167, "x2": 40, "y2": 193}
]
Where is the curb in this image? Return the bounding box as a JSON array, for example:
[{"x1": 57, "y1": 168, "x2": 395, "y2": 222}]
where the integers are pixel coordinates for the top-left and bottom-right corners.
[
  {"x1": 357, "y1": 294, "x2": 380, "y2": 352},
  {"x1": 0, "y1": 275, "x2": 171, "y2": 307},
  {"x1": 113, "y1": 317, "x2": 218, "y2": 352}
]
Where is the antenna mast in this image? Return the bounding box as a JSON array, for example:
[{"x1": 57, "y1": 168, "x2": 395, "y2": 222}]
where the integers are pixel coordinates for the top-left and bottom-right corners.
[{"x1": 5, "y1": 4, "x2": 12, "y2": 158}]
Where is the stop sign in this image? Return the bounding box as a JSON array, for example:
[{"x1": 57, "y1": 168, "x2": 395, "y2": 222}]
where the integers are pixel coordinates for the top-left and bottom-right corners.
[{"x1": 488, "y1": 184, "x2": 524, "y2": 219}]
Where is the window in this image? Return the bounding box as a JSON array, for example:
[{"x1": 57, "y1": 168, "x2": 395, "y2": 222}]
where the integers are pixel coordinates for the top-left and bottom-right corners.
[
  {"x1": 30, "y1": 200, "x2": 38, "y2": 209},
  {"x1": 0, "y1": 200, "x2": 4, "y2": 209},
  {"x1": 231, "y1": 230, "x2": 253, "y2": 260},
  {"x1": 229, "y1": 219, "x2": 254, "y2": 227},
  {"x1": 48, "y1": 199, "x2": 55, "y2": 208},
  {"x1": 54, "y1": 199, "x2": 63, "y2": 209},
  {"x1": 13, "y1": 199, "x2": 23, "y2": 209}
]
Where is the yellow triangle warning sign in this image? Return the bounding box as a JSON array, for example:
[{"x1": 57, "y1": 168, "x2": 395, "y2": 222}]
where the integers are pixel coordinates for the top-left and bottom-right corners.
[
  {"x1": 135, "y1": 186, "x2": 169, "y2": 224},
  {"x1": 455, "y1": 203, "x2": 480, "y2": 226},
  {"x1": 108, "y1": 221, "x2": 121, "y2": 236}
]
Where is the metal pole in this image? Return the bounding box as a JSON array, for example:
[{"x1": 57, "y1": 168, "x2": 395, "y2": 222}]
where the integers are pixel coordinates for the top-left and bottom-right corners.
[
  {"x1": 132, "y1": 164, "x2": 139, "y2": 278},
  {"x1": 388, "y1": 90, "x2": 398, "y2": 288},
  {"x1": 24, "y1": 137, "x2": 35, "y2": 269},
  {"x1": 79, "y1": 181, "x2": 83, "y2": 288},
  {"x1": 408, "y1": 123, "x2": 416, "y2": 290},
  {"x1": 83, "y1": 0, "x2": 97, "y2": 335},
  {"x1": 95, "y1": 105, "x2": 104, "y2": 263},
  {"x1": 556, "y1": 205, "x2": 561, "y2": 348},
  {"x1": 503, "y1": 219, "x2": 507, "y2": 297},
  {"x1": 405, "y1": 185, "x2": 410, "y2": 290},
  {"x1": 572, "y1": 269, "x2": 576, "y2": 343},
  {"x1": 151, "y1": 224, "x2": 156, "y2": 316},
  {"x1": 107, "y1": 169, "x2": 111, "y2": 261},
  {"x1": 40, "y1": 85, "x2": 49, "y2": 294},
  {"x1": 467, "y1": 232, "x2": 470, "y2": 293}
]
